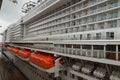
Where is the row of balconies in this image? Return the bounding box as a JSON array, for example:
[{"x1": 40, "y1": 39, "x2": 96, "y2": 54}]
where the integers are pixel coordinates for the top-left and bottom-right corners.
[
  {"x1": 26, "y1": 22, "x2": 118, "y2": 38},
  {"x1": 41, "y1": 13, "x2": 117, "y2": 27},
  {"x1": 54, "y1": 46, "x2": 120, "y2": 61},
  {"x1": 30, "y1": 0, "x2": 118, "y2": 30},
  {"x1": 10, "y1": 36, "x2": 23, "y2": 41},
  {"x1": 38, "y1": 0, "x2": 106, "y2": 23},
  {"x1": 54, "y1": 47, "x2": 105, "y2": 58},
  {"x1": 26, "y1": 32, "x2": 115, "y2": 41},
  {"x1": 26, "y1": 18, "x2": 118, "y2": 36},
  {"x1": 26, "y1": 0, "x2": 108, "y2": 30},
  {"x1": 25, "y1": 25, "x2": 118, "y2": 41},
  {"x1": 13, "y1": 42, "x2": 119, "y2": 61},
  {"x1": 27, "y1": 7, "x2": 119, "y2": 33}
]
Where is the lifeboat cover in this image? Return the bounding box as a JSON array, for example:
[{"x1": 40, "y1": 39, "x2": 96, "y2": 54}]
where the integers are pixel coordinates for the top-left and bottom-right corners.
[
  {"x1": 30, "y1": 54, "x2": 55, "y2": 69},
  {"x1": 18, "y1": 50, "x2": 31, "y2": 59}
]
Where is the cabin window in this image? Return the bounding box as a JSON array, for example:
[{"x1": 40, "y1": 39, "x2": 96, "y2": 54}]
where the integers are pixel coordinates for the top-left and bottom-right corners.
[
  {"x1": 109, "y1": 0, "x2": 118, "y2": 8},
  {"x1": 106, "y1": 45, "x2": 116, "y2": 51},
  {"x1": 73, "y1": 45, "x2": 80, "y2": 48},
  {"x1": 94, "y1": 45, "x2": 104, "y2": 50},
  {"x1": 80, "y1": 34, "x2": 82, "y2": 40},
  {"x1": 100, "y1": 4, "x2": 107, "y2": 11},
  {"x1": 118, "y1": 45, "x2": 120, "y2": 52},
  {"x1": 87, "y1": 34, "x2": 91, "y2": 40},
  {"x1": 82, "y1": 45, "x2": 91, "y2": 49},
  {"x1": 66, "y1": 44, "x2": 72, "y2": 48},
  {"x1": 110, "y1": 21, "x2": 117, "y2": 28},
  {"x1": 106, "y1": 32, "x2": 114, "y2": 39},
  {"x1": 100, "y1": 14, "x2": 107, "y2": 20},
  {"x1": 96, "y1": 33, "x2": 101, "y2": 40}
]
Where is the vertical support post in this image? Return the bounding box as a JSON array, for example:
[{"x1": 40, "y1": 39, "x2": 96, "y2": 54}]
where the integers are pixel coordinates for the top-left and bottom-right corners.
[
  {"x1": 105, "y1": 22, "x2": 108, "y2": 29},
  {"x1": 95, "y1": 23, "x2": 98, "y2": 30},
  {"x1": 23, "y1": 24, "x2": 26, "y2": 38},
  {"x1": 106, "y1": 64, "x2": 110, "y2": 76},
  {"x1": 58, "y1": 44, "x2": 60, "y2": 52},
  {"x1": 64, "y1": 44, "x2": 66, "y2": 53},
  {"x1": 117, "y1": 20, "x2": 120, "y2": 28},
  {"x1": 54, "y1": 57, "x2": 61, "y2": 77},
  {"x1": 54, "y1": 44, "x2": 55, "y2": 52},
  {"x1": 67, "y1": 67, "x2": 71, "y2": 80},
  {"x1": 80, "y1": 45, "x2": 82, "y2": 55},
  {"x1": 104, "y1": 45, "x2": 106, "y2": 58},
  {"x1": 116, "y1": 45, "x2": 118, "y2": 60},
  {"x1": 72, "y1": 45, "x2": 73, "y2": 54},
  {"x1": 91, "y1": 45, "x2": 93, "y2": 57}
]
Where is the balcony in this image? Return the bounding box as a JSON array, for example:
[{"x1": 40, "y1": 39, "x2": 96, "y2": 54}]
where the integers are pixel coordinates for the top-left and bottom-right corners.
[{"x1": 54, "y1": 47, "x2": 105, "y2": 58}]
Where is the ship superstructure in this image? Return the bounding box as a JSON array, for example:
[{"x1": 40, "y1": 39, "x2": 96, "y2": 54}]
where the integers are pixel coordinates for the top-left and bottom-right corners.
[{"x1": 2, "y1": 0, "x2": 120, "y2": 80}]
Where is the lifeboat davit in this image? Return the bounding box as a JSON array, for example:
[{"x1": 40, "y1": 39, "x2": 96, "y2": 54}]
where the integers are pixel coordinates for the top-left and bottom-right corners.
[
  {"x1": 30, "y1": 54, "x2": 55, "y2": 69},
  {"x1": 8, "y1": 47, "x2": 20, "y2": 54},
  {"x1": 18, "y1": 50, "x2": 31, "y2": 59}
]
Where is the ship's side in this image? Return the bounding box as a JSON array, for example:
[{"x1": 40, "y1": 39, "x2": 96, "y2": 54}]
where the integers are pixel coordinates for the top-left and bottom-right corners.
[{"x1": 2, "y1": 0, "x2": 120, "y2": 80}]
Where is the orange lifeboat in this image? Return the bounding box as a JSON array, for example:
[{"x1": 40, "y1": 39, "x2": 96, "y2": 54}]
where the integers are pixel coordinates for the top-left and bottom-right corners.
[
  {"x1": 18, "y1": 50, "x2": 31, "y2": 59},
  {"x1": 30, "y1": 54, "x2": 55, "y2": 69},
  {"x1": 8, "y1": 47, "x2": 20, "y2": 54}
]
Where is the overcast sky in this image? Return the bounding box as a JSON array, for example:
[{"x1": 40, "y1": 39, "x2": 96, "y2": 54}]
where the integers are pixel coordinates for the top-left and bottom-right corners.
[{"x1": 0, "y1": 0, "x2": 37, "y2": 42}]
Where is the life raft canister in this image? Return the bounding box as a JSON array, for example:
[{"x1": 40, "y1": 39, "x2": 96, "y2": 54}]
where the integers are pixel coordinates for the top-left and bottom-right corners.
[
  {"x1": 18, "y1": 49, "x2": 31, "y2": 59},
  {"x1": 30, "y1": 53, "x2": 55, "y2": 69}
]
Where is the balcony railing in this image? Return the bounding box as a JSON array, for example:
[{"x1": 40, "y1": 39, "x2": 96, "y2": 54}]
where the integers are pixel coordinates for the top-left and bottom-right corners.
[{"x1": 54, "y1": 47, "x2": 105, "y2": 58}]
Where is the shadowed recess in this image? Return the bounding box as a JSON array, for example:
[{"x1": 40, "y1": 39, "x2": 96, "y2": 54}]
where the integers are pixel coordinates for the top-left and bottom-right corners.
[{"x1": 0, "y1": 0, "x2": 2, "y2": 9}]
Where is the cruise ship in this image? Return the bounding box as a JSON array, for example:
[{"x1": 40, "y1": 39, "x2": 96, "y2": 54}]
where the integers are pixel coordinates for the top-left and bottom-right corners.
[{"x1": 2, "y1": 0, "x2": 120, "y2": 80}]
